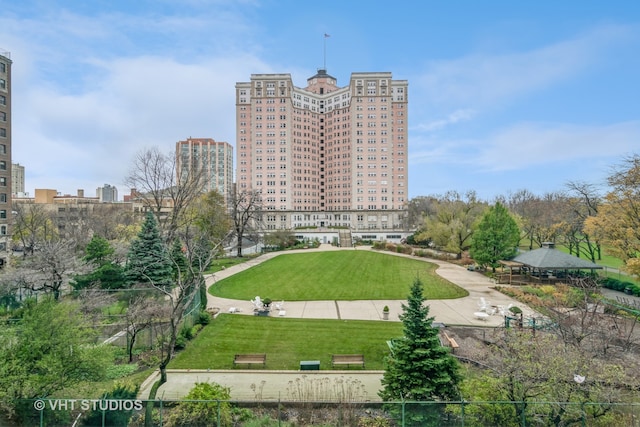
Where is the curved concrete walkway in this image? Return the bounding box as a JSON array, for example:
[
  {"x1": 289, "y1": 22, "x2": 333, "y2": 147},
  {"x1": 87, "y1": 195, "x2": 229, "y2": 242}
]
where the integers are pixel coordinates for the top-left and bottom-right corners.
[
  {"x1": 205, "y1": 244, "x2": 536, "y2": 327},
  {"x1": 139, "y1": 245, "x2": 537, "y2": 402}
]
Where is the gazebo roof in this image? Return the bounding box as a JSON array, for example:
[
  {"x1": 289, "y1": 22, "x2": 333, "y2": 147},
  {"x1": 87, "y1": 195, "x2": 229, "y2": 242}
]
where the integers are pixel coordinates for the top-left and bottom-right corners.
[{"x1": 511, "y1": 245, "x2": 603, "y2": 270}]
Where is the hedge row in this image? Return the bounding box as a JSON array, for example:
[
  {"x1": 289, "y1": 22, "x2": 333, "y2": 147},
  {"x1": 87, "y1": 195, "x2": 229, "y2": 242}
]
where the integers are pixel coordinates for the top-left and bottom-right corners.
[{"x1": 600, "y1": 277, "x2": 640, "y2": 297}]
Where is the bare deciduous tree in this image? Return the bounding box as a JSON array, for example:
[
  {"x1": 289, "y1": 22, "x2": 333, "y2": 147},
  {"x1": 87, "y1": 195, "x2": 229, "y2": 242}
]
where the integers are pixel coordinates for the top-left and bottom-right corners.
[
  {"x1": 563, "y1": 181, "x2": 602, "y2": 262},
  {"x1": 16, "y1": 239, "x2": 87, "y2": 300},
  {"x1": 124, "y1": 147, "x2": 205, "y2": 242},
  {"x1": 229, "y1": 188, "x2": 263, "y2": 257},
  {"x1": 11, "y1": 201, "x2": 57, "y2": 256},
  {"x1": 124, "y1": 291, "x2": 160, "y2": 363}
]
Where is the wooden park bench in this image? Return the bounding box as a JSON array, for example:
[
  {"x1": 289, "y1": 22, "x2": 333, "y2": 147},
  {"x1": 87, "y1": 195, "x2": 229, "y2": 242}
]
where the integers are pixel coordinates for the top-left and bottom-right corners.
[
  {"x1": 331, "y1": 354, "x2": 365, "y2": 369},
  {"x1": 233, "y1": 353, "x2": 266, "y2": 368},
  {"x1": 443, "y1": 332, "x2": 459, "y2": 354}
]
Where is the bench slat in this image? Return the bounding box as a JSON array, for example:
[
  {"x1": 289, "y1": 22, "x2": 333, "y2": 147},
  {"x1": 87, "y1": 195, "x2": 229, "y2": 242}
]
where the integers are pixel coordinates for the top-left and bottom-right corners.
[
  {"x1": 233, "y1": 353, "x2": 266, "y2": 367},
  {"x1": 331, "y1": 354, "x2": 365, "y2": 368}
]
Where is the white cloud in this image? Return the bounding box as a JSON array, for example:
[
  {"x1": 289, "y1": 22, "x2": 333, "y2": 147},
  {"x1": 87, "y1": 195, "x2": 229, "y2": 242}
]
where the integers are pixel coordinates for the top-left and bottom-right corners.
[
  {"x1": 410, "y1": 121, "x2": 640, "y2": 173},
  {"x1": 475, "y1": 120, "x2": 640, "y2": 171},
  {"x1": 415, "y1": 109, "x2": 475, "y2": 132},
  {"x1": 13, "y1": 54, "x2": 270, "y2": 195}
]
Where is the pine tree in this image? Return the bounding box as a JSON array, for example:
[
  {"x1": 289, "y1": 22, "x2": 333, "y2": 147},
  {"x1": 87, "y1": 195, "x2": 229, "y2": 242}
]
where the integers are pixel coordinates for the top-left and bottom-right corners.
[
  {"x1": 125, "y1": 212, "x2": 173, "y2": 287},
  {"x1": 380, "y1": 278, "x2": 461, "y2": 403},
  {"x1": 470, "y1": 201, "x2": 520, "y2": 271}
]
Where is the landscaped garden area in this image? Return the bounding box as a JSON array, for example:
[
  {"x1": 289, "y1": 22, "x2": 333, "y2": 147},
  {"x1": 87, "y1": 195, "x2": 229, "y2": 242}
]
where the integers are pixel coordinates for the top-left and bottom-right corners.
[{"x1": 208, "y1": 250, "x2": 468, "y2": 301}]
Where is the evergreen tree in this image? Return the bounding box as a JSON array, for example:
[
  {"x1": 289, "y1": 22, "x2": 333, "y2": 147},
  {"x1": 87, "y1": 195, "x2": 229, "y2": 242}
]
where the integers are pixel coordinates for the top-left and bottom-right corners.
[
  {"x1": 380, "y1": 278, "x2": 461, "y2": 425},
  {"x1": 125, "y1": 212, "x2": 173, "y2": 287},
  {"x1": 83, "y1": 235, "x2": 115, "y2": 265},
  {"x1": 72, "y1": 235, "x2": 126, "y2": 290},
  {"x1": 470, "y1": 202, "x2": 520, "y2": 271}
]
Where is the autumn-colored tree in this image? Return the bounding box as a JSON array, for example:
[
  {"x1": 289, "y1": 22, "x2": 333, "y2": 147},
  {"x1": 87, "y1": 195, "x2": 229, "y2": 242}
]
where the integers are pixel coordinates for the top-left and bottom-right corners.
[{"x1": 584, "y1": 154, "x2": 640, "y2": 277}]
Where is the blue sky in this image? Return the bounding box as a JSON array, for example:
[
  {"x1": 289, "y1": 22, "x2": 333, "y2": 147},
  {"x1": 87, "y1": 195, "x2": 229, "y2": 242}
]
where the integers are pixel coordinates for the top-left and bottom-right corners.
[{"x1": 1, "y1": 0, "x2": 639, "y2": 201}]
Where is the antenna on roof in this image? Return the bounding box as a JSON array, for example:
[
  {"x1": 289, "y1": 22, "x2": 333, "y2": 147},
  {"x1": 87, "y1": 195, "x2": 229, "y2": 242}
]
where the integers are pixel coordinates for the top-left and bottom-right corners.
[{"x1": 323, "y1": 33, "x2": 330, "y2": 71}]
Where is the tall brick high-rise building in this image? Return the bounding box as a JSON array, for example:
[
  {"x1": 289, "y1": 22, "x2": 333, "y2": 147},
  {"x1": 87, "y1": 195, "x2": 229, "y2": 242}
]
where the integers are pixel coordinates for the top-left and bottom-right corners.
[
  {"x1": 235, "y1": 70, "x2": 408, "y2": 232},
  {"x1": 0, "y1": 49, "x2": 11, "y2": 266}
]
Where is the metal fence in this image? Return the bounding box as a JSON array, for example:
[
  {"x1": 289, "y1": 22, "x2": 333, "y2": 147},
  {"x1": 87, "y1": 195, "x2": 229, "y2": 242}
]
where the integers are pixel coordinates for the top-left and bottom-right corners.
[{"x1": 20, "y1": 398, "x2": 640, "y2": 426}]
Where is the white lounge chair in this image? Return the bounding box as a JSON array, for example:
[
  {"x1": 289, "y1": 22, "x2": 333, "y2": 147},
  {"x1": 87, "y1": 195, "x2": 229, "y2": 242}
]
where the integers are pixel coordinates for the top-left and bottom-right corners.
[{"x1": 478, "y1": 297, "x2": 490, "y2": 312}]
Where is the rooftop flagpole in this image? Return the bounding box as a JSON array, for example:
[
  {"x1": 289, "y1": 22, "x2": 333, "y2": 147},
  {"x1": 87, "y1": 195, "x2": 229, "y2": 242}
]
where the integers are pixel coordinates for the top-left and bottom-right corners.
[{"x1": 323, "y1": 33, "x2": 330, "y2": 70}]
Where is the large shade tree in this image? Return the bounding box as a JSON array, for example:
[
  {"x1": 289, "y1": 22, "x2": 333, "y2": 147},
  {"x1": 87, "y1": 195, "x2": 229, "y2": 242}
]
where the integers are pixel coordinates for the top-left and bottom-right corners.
[
  {"x1": 470, "y1": 201, "x2": 520, "y2": 271},
  {"x1": 415, "y1": 191, "x2": 486, "y2": 258}
]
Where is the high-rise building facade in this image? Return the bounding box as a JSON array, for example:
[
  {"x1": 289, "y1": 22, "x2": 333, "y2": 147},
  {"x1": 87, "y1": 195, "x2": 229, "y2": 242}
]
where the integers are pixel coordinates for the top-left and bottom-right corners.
[
  {"x1": 235, "y1": 70, "x2": 408, "y2": 231},
  {"x1": 96, "y1": 183, "x2": 118, "y2": 202},
  {"x1": 0, "y1": 50, "x2": 11, "y2": 266},
  {"x1": 11, "y1": 162, "x2": 24, "y2": 196},
  {"x1": 176, "y1": 137, "x2": 234, "y2": 200}
]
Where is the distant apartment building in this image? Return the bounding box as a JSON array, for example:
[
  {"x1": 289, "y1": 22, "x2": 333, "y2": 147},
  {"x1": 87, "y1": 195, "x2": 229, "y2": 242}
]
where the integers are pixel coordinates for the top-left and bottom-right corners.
[
  {"x1": 175, "y1": 137, "x2": 234, "y2": 200},
  {"x1": 11, "y1": 162, "x2": 24, "y2": 196},
  {"x1": 235, "y1": 69, "x2": 409, "y2": 236},
  {"x1": 0, "y1": 50, "x2": 11, "y2": 266},
  {"x1": 14, "y1": 189, "x2": 135, "y2": 241},
  {"x1": 96, "y1": 183, "x2": 118, "y2": 202}
]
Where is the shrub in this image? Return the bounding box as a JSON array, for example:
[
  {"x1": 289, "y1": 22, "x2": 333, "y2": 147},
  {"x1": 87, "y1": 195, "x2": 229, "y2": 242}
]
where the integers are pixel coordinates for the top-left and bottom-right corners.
[
  {"x1": 81, "y1": 381, "x2": 140, "y2": 427},
  {"x1": 163, "y1": 382, "x2": 233, "y2": 427},
  {"x1": 191, "y1": 324, "x2": 203, "y2": 336},
  {"x1": 105, "y1": 363, "x2": 138, "y2": 380},
  {"x1": 196, "y1": 311, "x2": 211, "y2": 325}
]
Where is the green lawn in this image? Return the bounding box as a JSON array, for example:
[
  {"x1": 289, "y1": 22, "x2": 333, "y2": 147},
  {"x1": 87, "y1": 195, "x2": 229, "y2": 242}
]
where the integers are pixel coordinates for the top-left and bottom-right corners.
[
  {"x1": 552, "y1": 244, "x2": 625, "y2": 269},
  {"x1": 170, "y1": 314, "x2": 403, "y2": 370},
  {"x1": 208, "y1": 250, "x2": 467, "y2": 301}
]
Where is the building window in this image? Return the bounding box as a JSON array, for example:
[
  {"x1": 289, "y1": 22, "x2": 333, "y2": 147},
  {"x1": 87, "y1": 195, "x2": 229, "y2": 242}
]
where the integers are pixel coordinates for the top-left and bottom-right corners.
[
  {"x1": 0, "y1": 95, "x2": 5, "y2": 105},
  {"x1": 0, "y1": 128, "x2": 5, "y2": 137},
  {"x1": 0, "y1": 225, "x2": 6, "y2": 235},
  {"x1": 0, "y1": 79, "x2": 4, "y2": 89},
  {"x1": 0, "y1": 210, "x2": 5, "y2": 219},
  {"x1": 0, "y1": 194, "x2": 5, "y2": 203}
]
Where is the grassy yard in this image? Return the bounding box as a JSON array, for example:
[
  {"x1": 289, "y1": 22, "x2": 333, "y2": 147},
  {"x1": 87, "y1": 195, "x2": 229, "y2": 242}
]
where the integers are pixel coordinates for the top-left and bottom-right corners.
[
  {"x1": 170, "y1": 314, "x2": 403, "y2": 370},
  {"x1": 208, "y1": 250, "x2": 467, "y2": 301},
  {"x1": 552, "y1": 244, "x2": 625, "y2": 269}
]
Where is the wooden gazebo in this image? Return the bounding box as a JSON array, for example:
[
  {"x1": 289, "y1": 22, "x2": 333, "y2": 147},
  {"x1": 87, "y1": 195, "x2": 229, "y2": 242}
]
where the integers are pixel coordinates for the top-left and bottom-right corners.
[{"x1": 497, "y1": 243, "x2": 603, "y2": 285}]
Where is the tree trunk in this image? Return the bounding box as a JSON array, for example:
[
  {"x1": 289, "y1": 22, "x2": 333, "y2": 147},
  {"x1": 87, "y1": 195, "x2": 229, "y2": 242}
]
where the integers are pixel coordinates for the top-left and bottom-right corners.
[
  {"x1": 236, "y1": 231, "x2": 244, "y2": 257},
  {"x1": 128, "y1": 331, "x2": 137, "y2": 363}
]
